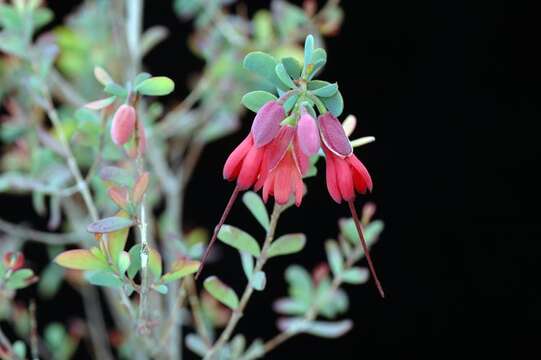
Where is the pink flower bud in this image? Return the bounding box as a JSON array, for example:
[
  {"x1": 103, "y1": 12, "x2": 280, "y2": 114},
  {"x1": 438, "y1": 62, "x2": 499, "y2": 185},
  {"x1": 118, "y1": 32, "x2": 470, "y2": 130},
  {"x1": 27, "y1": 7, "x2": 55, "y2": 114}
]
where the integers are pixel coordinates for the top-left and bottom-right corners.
[
  {"x1": 111, "y1": 104, "x2": 136, "y2": 146},
  {"x1": 297, "y1": 111, "x2": 320, "y2": 156},
  {"x1": 251, "y1": 101, "x2": 285, "y2": 148},
  {"x1": 318, "y1": 112, "x2": 352, "y2": 157},
  {"x1": 3, "y1": 251, "x2": 24, "y2": 270}
]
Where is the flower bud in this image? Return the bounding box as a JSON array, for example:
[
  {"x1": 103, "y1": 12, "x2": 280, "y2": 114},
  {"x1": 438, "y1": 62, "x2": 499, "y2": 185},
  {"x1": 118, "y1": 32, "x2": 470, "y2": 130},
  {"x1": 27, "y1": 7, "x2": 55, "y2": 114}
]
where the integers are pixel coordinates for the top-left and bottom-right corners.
[
  {"x1": 3, "y1": 251, "x2": 24, "y2": 270},
  {"x1": 318, "y1": 112, "x2": 352, "y2": 157},
  {"x1": 111, "y1": 104, "x2": 136, "y2": 146},
  {"x1": 251, "y1": 101, "x2": 285, "y2": 148},
  {"x1": 297, "y1": 111, "x2": 320, "y2": 156}
]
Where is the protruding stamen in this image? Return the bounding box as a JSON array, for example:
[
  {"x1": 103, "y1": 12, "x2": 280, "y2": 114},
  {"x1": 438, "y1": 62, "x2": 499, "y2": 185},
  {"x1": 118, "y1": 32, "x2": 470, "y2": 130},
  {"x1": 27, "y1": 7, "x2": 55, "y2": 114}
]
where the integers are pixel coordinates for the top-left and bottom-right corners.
[
  {"x1": 195, "y1": 185, "x2": 241, "y2": 279},
  {"x1": 347, "y1": 200, "x2": 385, "y2": 298}
]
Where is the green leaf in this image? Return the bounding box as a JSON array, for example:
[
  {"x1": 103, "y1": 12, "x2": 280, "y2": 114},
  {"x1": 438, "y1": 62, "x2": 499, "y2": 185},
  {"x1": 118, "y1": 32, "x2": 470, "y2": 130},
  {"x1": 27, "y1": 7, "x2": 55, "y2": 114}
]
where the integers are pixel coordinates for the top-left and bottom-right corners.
[
  {"x1": 12, "y1": 341, "x2": 26, "y2": 359},
  {"x1": 243, "y1": 51, "x2": 287, "y2": 90},
  {"x1": 242, "y1": 339, "x2": 265, "y2": 360},
  {"x1": 204, "y1": 276, "x2": 239, "y2": 310},
  {"x1": 251, "y1": 271, "x2": 266, "y2": 291},
  {"x1": 117, "y1": 251, "x2": 131, "y2": 275},
  {"x1": 321, "y1": 90, "x2": 344, "y2": 117},
  {"x1": 311, "y1": 83, "x2": 338, "y2": 97},
  {"x1": 149, "y1": 247, "x2": 162, "y2": 279},
  {"x1": 273, "y1": 298, "x2": 309, "y2": 315},
  {"x1": 54, "y1": 249, "x2": 109, "y2": 271},
  {"x1": 242, "y1": 191, "x2": 270, "y2": 231},
  {"x1": 135, "y1": 76, "x2": 175, "y2": 96},
  {"x1": 160, "y1": 259, "x2": 200, "y2": 283},
  {"x1": 99, "y1": 166, "x2": 135, "y2": 187},
  {"x1": 134, "y1": 72, "x2": 152, "y2": 86},
  {"x1": 285, "y1": 265, "x2": 313, "y2": 304},
  {"x1": 325, "y1": 240, "x2": 343, "y2": 276},
  {"x1": 282, "y1": 57, "x2": 302, "y2": 80},
  {"x1": 268, "y1": 234, "x2": 306, "y2": 258},
  {"x1": 85, "y1": 270, "x2": 122, "y2": 288},
  {"x1": 307, "y1": 48, "x2": 327, "y2": 80},
  {"x1": 340, "y1": 267, "x2": 369, "y2": 284},
  {"x1": 127, "y1": 244, "x2": 141, "y2": 279},
  {"x1": 87, "y1": 217, "x2": 134, "y2": 234},
  {"x1": 5, "y1": 269, "x2": 35, "y2": 290},
  {"x1": 302, "y1": 34, "x2": 314, "y2": 78},
  {"x1": 241, "y1": 91, "x2": 277, "y2": 113},
  {"x1": 240, "y1": 251, "x2": 254, "y2": 281},
  {"x1": 283, "y1": 93, "x2": 299, "y2": 113},
  {"x1": 38, "y1": 263, "x2": 63, "y2": 299},
  {"x1": 104, "y1": 83, "x2": 128, "y2": 98},
  {"x1": 305, "y1": 319, "x2": 353, "y2": 338},
  {"x1": 83, "y1": 96, "x2": 116, "y2": 111},
  {"x1": 253, "y1": 10, "x2": 273, "y2": 47},
  {"x1": 275, "y1": 63, "x2": 296, "y2": 89},
  {"x1": 217, "y1": 225, "x2": 261, "y2": 257},
  {"x1": 153, "y1": 284, "x2": 168, "y2": 294},
  {"x1": 107, "y1": 227, "x2": 129, "y2": 266},
  {"x1": 185, "y1": 334, "x2": 208, "y2": 357},
  {"x1": 339, "y1": 219, "x2": 384, "y2": 247}
]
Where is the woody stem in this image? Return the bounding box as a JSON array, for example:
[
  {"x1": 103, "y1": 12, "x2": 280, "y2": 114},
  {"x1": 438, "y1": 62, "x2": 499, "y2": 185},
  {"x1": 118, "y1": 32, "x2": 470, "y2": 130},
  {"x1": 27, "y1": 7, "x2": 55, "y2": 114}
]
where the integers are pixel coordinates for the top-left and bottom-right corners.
[
  {"x1": 195, "y1": 185, "x2": 241, "y2": 279},
  {"x1": 204, "y1": 203, "x2": 284, "y2": 359},
  {"x1": 347, "y1": 200, "x2": 385, "y2": 298}
]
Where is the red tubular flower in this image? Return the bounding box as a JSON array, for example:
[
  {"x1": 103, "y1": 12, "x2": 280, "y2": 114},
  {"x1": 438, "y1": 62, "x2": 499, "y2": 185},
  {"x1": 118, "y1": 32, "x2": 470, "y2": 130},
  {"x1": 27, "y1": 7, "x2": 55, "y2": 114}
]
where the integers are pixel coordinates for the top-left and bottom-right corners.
[
  {"x1": 319, "y1": 112, "x2": 384, "y2": 298},
  {"x1": 223, "y1": 133, "x2": 265, "y2": 190}
]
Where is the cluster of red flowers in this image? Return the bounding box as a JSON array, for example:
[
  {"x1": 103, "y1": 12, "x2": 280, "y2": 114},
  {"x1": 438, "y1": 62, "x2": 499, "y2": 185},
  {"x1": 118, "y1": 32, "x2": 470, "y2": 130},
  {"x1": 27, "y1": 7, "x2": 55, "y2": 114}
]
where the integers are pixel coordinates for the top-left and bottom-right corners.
[
  {"x1": 223, "y1": 100, "x2": 373, "y2": 206},
  {"x1": 199, "y1": 99, "x2": 384, "y2": 298}
]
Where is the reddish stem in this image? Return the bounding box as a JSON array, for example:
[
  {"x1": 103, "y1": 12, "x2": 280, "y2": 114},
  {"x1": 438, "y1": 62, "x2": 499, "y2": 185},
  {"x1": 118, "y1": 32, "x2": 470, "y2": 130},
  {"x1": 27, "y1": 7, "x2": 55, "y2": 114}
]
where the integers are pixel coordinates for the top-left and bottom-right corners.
[
  {"x1": 195, "y1": 185, "x2": 241, "y2": 279},
  {"x1": 347, "y1": 200, "x2": 385, "y2": 298}
]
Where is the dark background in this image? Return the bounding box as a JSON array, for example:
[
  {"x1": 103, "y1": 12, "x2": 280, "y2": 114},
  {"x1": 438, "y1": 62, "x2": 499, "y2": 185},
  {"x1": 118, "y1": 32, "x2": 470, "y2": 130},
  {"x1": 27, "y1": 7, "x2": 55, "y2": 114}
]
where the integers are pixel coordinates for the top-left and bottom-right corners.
[{"x1": 3, "y1": 0, "x2": 541, "y2": 358}]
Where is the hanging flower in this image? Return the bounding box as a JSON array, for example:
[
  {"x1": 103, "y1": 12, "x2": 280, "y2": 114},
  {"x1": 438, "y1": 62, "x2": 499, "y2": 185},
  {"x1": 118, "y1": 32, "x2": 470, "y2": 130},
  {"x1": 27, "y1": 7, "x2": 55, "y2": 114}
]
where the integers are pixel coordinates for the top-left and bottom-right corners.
[
  {"x1": 111, "y1": 104, "x2": 136, "y2": 146},
  {"x1": 223, "y1": 133, "x2": 266, "y2": 190},
  {"x1": 250, "y1": 100, "x2": 286, "y2": 148}
]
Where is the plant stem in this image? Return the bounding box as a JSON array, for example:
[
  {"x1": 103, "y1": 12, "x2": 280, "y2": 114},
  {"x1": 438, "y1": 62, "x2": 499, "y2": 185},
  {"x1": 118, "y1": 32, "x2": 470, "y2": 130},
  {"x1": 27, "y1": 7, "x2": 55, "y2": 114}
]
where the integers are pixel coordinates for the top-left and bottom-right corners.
[
  {"x1": 204, "y1": 204, "x2": 284, "y2": 359},
  {"x1": 0, "y1": 218, "x2": 82, "y2": 245},
  {"x1": 137, "y1": 201, "x2": 151, "y2": 335}
]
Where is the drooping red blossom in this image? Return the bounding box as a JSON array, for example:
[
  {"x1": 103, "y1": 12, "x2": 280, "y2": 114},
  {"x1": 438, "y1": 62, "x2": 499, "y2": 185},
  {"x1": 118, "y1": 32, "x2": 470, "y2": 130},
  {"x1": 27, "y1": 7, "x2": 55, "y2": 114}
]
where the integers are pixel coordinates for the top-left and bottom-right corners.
[
  {"x1": 297, "y1": 109, "x2": 320, "y2": 156},
  {"x1": 250, "y1": 100, "x2": 286, "y2": 148},
  {"x1": 111, "y1": 104, "x2": 136, "y2": 146},
  {"x1": 223, "y1": 133, "x2": 266, "y2": 190},
  {"x1": 323, "y1": 144, "x2": 373, "y2": 203},
  {"x1": 318, "y1": 112, "x2": 352, "y2": 157}
]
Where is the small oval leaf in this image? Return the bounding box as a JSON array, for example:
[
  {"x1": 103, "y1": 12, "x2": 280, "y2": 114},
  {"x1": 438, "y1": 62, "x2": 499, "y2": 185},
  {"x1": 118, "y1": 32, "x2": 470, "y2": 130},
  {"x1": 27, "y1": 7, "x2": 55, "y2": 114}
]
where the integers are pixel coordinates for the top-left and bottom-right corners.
[
  {"x1": 241, "y1": 91, "x2": 277, "y2": 113},
  {"x1": 242, "y1": 191, "x2": 270, "y2": 231},
  {"x1": 87, "y1": 217, "x2": 134, "y2": 234},
  {"x1": 311, "y1": 83, "x2": 338, "y2": 97},
  {"x1": 275, "y1": 63, "x2": 296, "y2": 89},
  {"x1": 135, "y1": 76, "x2": 175, "y2": 96},
  {"x1": 268, "y1": 234, "x2": 306, "y2": 258},
  {"x1": 217, "y1": 225, "x2": 261, "y2": 257},
  {"x1": 54, "y1": 249, "x2": 109, "y2": 271},
  {"x1": 204, "y1": 276, "x2": 239, "y2": 310}
]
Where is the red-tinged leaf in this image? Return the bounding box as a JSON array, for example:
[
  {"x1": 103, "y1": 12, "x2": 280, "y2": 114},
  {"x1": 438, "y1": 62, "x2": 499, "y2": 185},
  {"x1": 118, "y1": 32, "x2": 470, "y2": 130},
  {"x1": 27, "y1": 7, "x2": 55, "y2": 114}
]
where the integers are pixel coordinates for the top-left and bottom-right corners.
[
  {"x1": 99, "y1": 166, "x2": 134, "y2": 187},
  {"x1": 108, "y1": 186, "x2": 129, "y2": 208},
  {"x1": 87, "y1": 217, "x2": 134, "y2": 234},
  {"x1": 54, "y1": 249, "x2": 109, "y2": 271},
  {"x1": 94, "y1": 66, "x2": 113, "y2": 86},
  {"x1": 84, "y1": 96, "x2": 116, "y2": 110},
  {"x1": 133, "y1": 172, "x2": 149, "y2": 203},
  {"x1": 107, "y1": 228, "x2": 129, "y2": 267},
  {"x1": 161, "y1": 259, "x2": 200, "y2": 283}
]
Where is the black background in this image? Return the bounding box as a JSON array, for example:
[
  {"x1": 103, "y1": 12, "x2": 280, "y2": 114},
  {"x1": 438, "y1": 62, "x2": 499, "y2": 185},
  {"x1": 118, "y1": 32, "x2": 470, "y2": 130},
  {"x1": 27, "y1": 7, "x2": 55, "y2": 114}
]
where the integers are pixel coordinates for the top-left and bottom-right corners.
[{"x1": 2, "y1": 0, "x2": 541, "y2": 358}]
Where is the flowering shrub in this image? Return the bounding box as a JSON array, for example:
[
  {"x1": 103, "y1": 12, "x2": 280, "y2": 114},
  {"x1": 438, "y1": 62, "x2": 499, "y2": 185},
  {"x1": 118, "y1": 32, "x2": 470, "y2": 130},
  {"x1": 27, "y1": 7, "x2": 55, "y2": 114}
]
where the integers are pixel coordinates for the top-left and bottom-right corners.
[{"x1": 0, "y1": 0, "x2": 384, "y2": 359}]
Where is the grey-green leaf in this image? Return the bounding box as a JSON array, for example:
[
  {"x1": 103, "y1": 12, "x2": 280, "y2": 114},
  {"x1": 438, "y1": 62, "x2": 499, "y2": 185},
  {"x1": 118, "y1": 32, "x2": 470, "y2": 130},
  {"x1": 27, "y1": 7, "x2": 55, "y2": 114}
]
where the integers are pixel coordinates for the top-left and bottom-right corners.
[
  {"x1": 242, "y1": 191, "x2": 270, "y2": 230},
  {"x1": 85, "y1": 271, "x2": 122, "y2": 288},
  {"x1": 87, "y1": 217, "x2": 134, "y2": 234},
  {"x1": 241, "y1": 91, "x2": 277, "y2": 113},
  {"x1": 275, "y1": 63, "x2": 296, "y2": 89},
  {"x1": 281, "y1": 57, "x2": 302, "y2": 80},
  {"x1": 340, "y1": 267, "x2": 369, "y2": 284},
  {"x1": 135, "y1": 76, "x2": 175, "y2": 96},
  {"x1": 240, "y1": 251, "x2": 254, "y2": 281},
  {"x1": 302, "y1": 34, "x2": 314, "y2": 78},
  {"x1": 218, "y1": 225, "x2": 261, "y2": 257},
  {"x1": 311, "y1": 83, "x2": 338, "y2": 97},
  {"x1": 185, "y1": 334, "x2": 208, "y2": 357},
  {"x1": 250, "y1": 271, "x2": 266, "y2": 291},
  {"x1": 305, "y1": 319, "x2": 353, "y2": 338},
  {"x1": 243, "y1": 51, "x2": 287, "y2": 90},
  {"x1": 325, "y1": 240, "x2": 343, "y2": 276},
  {"x1": 267, "y1": 234, "x2": 306, "y2": 258},
  {"x1": 321, "y1": 90, "x2": 344, "y2": 117},
  {"x1": 204, "y1": 276, "x2": 239, "y2": 309}
]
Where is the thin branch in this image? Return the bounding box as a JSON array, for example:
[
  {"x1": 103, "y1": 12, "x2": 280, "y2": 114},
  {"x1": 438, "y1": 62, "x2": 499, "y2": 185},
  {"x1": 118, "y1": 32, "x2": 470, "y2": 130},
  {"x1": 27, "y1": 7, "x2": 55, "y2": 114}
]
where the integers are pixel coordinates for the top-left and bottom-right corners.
[
  {"x1": 80, "y1": 287, "x2": 114, "y2": 360},
  {"x1": 204, "y1": 204, "x2": 285, "y2": 359},
  {"x1": 0, "y1": 218, "x2": 82, "y2": 245}
]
